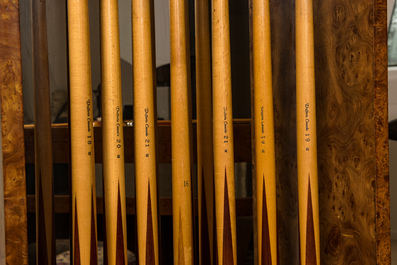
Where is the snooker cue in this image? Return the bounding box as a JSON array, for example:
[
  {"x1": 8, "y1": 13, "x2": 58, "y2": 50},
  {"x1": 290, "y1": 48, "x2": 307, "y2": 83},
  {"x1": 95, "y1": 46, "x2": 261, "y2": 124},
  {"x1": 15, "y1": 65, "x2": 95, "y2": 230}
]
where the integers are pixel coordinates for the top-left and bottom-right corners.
[
  {"x1": 100, "y1": 0, "x2": 128, "y2": 264},
  {"x1": 212, "y1": 0, "x2": 237, "y2": 263},
  {"x1": 296, "y1": 0, "x2": 320, "y2": 264},
  {"x1": 195, "y1": 0, "x2": 215, "y2": 264},
  {"x1": 32, "y1": 0, "x2": 55, "y2": 263},
  {"x1": 67, "y1": 0, "x2": 98, "y2": 263},
  {"x1": 170, "y1": 0, "x2": 195, "y2": 263},
  {"x1": 132, "y1": 0, "x2": 160, "y2": 263},
  {"x1": 252, "y1": 0, "x2": 278, "y2": 264}
]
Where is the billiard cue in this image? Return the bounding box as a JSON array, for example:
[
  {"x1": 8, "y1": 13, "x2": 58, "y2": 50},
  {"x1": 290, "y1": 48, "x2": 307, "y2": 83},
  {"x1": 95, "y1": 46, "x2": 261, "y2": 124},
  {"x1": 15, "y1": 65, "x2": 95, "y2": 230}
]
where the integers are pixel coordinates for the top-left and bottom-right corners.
[
  {"x1": 170, "y1": 0, "x2": 194, "y2": 263},
  {"x1": 296, "y1": 0, "x2": 320, "y2": 264},
  {"x1": 32, "y1": 0, "x2": 55, "y2": 263},
  {"x1": 100, "y1": 0, "x2": 128, "y2": 264},
  {"x1": 67, "y1": 1, "x2": 98, "y2": 263},
  {"x1": 252, "y1": 0, "x2": 278, "y2": 264},
  {"x1": 132, "y1": 0, "x2": 160, "y2": 264},
  {"x1": 195, "y1": 0, "x2": 215, "y2": 264},
  {"x1": 212, "y1": 0, "x2": 237, "y2": 263}
]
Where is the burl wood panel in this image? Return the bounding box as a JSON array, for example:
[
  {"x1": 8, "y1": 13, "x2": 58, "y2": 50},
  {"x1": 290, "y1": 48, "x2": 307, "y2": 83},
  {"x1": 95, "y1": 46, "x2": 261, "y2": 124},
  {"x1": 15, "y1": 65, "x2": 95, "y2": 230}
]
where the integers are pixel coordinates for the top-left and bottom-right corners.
[
  {"x1": 314, "y1": 0, "x2": 379, "y2": 264},
  {"x1": 0, "y1": 0, "x2": 29, "y2": 264}
]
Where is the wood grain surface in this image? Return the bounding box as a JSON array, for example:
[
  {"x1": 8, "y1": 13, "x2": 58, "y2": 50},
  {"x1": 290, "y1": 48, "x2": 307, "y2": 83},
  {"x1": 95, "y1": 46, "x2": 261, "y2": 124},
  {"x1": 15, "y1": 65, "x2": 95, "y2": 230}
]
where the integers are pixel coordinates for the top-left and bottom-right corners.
[
  {"x1": 32, "y1": 0, "x2": 55, "y2": 263},
  {"x1": 0, "y1": 0, "x2": 29, "y2": 264}
]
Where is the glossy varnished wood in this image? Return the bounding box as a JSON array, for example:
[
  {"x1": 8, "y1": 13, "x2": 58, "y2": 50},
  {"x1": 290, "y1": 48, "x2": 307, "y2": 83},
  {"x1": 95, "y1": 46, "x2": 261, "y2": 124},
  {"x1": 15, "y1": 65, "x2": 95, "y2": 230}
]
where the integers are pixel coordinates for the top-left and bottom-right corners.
[
  {"x1": 32, "y1": 0, "x2": 55, "y2": 263},
  {"x1": 0, "y1": 0, "x2": 29, "y2": 264}
]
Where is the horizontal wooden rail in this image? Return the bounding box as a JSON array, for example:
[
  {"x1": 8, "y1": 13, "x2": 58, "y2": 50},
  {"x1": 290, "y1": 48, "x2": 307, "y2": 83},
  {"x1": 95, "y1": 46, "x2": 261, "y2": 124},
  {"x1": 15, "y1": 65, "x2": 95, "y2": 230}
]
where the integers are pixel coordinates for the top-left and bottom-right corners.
[
  {"x1": 24, "y1": 120, "x2": 252, "y2": 164},
  {"x1": 26, "y1": 195, "x2": 253, "y2": 216}
]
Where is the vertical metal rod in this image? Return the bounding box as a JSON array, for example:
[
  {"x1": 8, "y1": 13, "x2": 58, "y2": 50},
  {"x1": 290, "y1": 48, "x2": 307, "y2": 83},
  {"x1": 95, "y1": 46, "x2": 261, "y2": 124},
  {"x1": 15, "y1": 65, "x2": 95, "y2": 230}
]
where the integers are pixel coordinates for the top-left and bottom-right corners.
[
  {"x1": 67, "y1": 1, "x2": 98, "y2": 264},
  {"x1": 170, "y1": 0, "x2": 194, "y2": 263},
  {"x1": 296, "y1": 0, "x2": 320, "y2": 264},
  {"x1": 252, "y1": 0, "x2": 278, "y2": 264},
  {"x1": 32, "y1": 0, "x2": 55, "y2": 264},
  {"x1": 132, "y1": 0, "x2": 160, "y2": 264},
  {"x1": 195, "y1": 0, "x2": 215, "y2": 264},
  {"x1": 100, "y1": 0, "x2": 128, "y2": 264},
  {"x1": 211, "y1": 0, "x2": 237, "y2": 264}
]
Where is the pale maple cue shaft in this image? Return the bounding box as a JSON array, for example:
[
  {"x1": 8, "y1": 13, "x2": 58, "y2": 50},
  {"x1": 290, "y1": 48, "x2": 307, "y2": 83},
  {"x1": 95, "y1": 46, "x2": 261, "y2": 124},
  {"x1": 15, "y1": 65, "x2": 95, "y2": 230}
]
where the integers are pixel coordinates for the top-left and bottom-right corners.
[
  {"x1": 195, "y1": 0, "x2": 215, "y2": 264},
  {"x1": 67, "y1": 1, "x2": 98, "y2": 264},
  {"x1": 132, "y1": 0, "x2": 160, "y2": 263},
  {"x1": 100, "y1": 0, "x2": 128, "y2": 264},
  {"x1": 252, "y1": 0, "x2": 277, "y2": 264},
  {"x1": 32, "y1": 0, "x2": 55, "y2": 263},
  {"x1": 212, "y1": 0, "x2": 237, "y2": 264},
  {"x1": 296, "y1": 0, "x2": 320, "y2": 264},
  {"x1": 170, "y1": 0, "x2": 194, "y2": 263}
]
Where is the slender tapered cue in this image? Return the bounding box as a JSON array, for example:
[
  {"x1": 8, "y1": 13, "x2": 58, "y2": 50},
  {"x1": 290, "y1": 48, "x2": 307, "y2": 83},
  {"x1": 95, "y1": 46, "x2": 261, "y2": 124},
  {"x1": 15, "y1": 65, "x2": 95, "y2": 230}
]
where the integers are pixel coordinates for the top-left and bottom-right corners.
[
  {"x1": 296, "y1": 0, "x2": 320, "y2": 264},
  {"x1": 67, "y1": 1, "x2": 98, "y2": 264},
  {"x1": 170, "y1": 0, "x2": 194, "y2": 263},
  {"x1": 195, "y1": 0, "x2": 215, "y2": 264},
  {"x1": 132, "y1": 0, "x2": 160, "y2": 264},
  {"x1": 252, "y1": 0, "x2": 278, "y2": 264},
  {"x1": 100, "y1": 0, "x2": 128, "y2": 264},
  {"x1": 32, "y1": 0, "x2": 55, "y2": 264},
  {"x1": 212, "y1": 0, "x2": 237, "y2": 264}
]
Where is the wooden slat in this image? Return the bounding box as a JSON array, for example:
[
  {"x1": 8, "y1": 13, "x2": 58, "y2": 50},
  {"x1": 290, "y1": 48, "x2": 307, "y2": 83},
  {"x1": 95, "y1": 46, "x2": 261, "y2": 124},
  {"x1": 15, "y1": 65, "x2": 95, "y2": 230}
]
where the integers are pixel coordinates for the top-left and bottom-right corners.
[
  {"x1": 26, "y1": 195, "x2": 253, "y2": 216},
  {"x1": 0, "y1": 0, "x2": 29, "y2": 264},
  {"x1": 24, "y1": 121, "x2": 252, "y2": 164}
]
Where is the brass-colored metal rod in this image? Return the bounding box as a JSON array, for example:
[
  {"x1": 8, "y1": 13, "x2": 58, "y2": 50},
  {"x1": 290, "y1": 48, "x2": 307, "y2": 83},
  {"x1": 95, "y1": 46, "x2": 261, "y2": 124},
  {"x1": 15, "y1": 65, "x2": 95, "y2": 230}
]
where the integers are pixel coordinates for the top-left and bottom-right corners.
[
  {"x1": 100, "y1": 0, "x2": 128, "y2": 264},
  {"x1": 195, "y1": 0, "x2": 215, "y2": 264},
  {"x1": 170, "y1": 0, "x2": 194, "y2": 263},
  {"x1": 132, "y1": 0, "x2": 160, "y2": 264},
  {"x1": 296, "y1": 0, "x2": 320, "y2": 264},
  {"x1": 67, "y1": 1, "x2": 98, "y2": 264},
  {"x1": 211, "y1": 0, "x2": 237, "y2": 264},
  {"x1": 252, "y1": 0, "x2": 278, "y2": 264},
  {"x1": 32, "y1": 0, "x2": 55, "y2": 264}
]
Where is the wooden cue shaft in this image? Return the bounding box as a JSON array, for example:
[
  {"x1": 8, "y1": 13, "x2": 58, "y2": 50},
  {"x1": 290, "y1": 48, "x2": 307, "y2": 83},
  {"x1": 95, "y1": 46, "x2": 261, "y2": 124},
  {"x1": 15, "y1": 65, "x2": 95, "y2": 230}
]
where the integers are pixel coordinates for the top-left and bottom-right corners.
[
  {"x1": 32, "y1": 0, "x2": 55, "y2": 264},
  {"x1": 170, "y1": 0, "x2": 194, "y2": 263},
  {"x1": 296, "y1": 0, "x2": 320, "y2": 264},
  {"x1": 195, "y1": 0, "x2": 215, "y2": 264},
  {"x1": 212, "y1": 0, "x2": 237, "y2": 264},
  {"x1": 100, "y1": 0, "x2": 128, "y2": 264},
  {"x1": 67, "y1": 1, "x2": 98, "y2": 264},
  {"x1": 252, "y1": 0, "x2": 277, "y2": 264},
  {"x1": 132, "y1": 0, "x2": 160, "y2": 264}
]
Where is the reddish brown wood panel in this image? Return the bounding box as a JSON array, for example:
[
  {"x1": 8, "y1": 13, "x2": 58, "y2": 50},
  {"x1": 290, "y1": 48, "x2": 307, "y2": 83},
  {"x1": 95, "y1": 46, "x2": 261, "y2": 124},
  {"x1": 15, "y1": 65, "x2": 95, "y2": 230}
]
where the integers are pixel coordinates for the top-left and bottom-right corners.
[
  {"x1": 0, "y1": 0, "x2": 28, "y2": 264},
  {"x1": 373, "y1": 0, "x2": 391, "y2": 264}
]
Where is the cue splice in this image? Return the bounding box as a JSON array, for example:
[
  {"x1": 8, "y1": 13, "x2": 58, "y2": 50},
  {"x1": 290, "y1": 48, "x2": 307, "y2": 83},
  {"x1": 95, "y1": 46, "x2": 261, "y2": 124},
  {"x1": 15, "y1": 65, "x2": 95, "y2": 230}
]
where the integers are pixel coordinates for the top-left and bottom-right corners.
[
  {"x1": 253, "y1": 0, "x2": 278, "y2": 264},
  {"x1": 67, "y1": 0, "x2": 98, "y2": 264},
  {"x1": 170, "y1": 0, "x2": 194, "y2": 263},
  {"x1": 296, "y1": 0, "x2": 320, "y2": 264},
  {"x1": 100, "y1": 0, "x2": 128, "y2": 264},
  {"x1": 132, "y1": 0, "x2": 160, "y2": 264},
  {"x1": 195, "y1": 0, "x2": 215, "y2": 264},
  {"x1": 212, "y1": 0, "x2": 237, "y2": 264}
]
